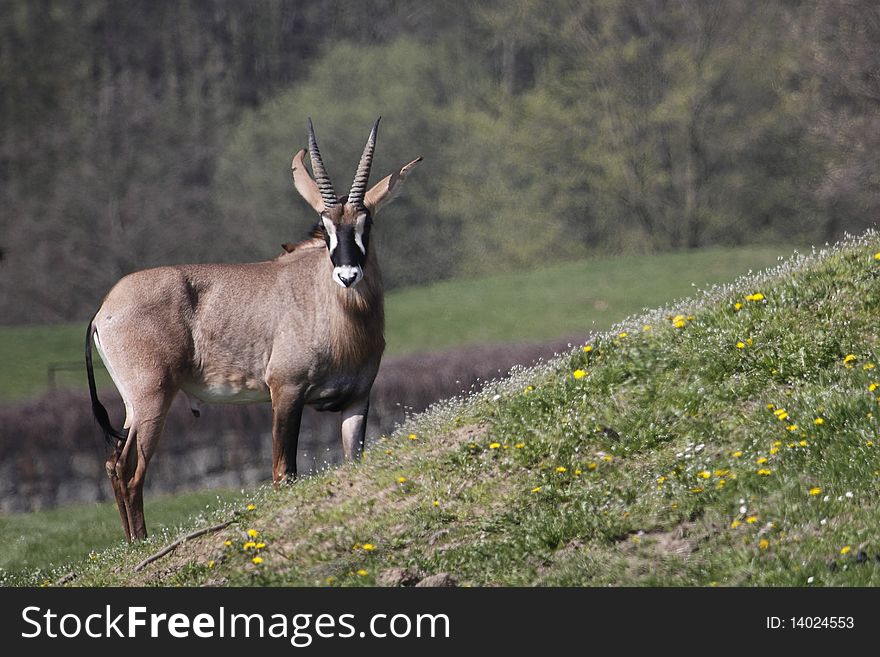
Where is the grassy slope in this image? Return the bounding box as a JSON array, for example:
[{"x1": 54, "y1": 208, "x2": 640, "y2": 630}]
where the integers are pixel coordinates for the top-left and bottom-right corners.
[
  {"x1": 8, "y1": 234, "x2": 880, "y2": 587},
  {"x1": 0, "y1": 247, "x2": 782, "y2": 401}
]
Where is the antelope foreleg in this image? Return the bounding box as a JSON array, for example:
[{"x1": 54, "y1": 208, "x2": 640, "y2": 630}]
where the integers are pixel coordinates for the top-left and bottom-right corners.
[
  {"x1": 270, "y1": 386, "x2": 305, "y2": 484},
  {"x1": 341, "y1": 397, "x2": 369, "y2": 461}
]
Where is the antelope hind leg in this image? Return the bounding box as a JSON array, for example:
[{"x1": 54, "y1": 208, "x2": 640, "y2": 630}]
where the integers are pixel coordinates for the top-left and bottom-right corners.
[
  {"x1": 116, "y1": 396, "x2": 172, "y2": 541},
  {"x1": 105, "y1": 442, "x2": 132, "y2": 542}
]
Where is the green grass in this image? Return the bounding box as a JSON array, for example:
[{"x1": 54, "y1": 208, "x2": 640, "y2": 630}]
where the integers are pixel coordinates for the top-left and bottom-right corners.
[
  {"x1": 0, "y1": 324, "x2": 115, "y2": 401},
  {"x1": 0, "y1": 489, "x2": 244, "y2": 575},
  {"x1": 386, "y1": 246, "x2": 784, "y2": 352},
  {"x1": 0, "y1": 246, "x2": 783, "y2": 401},
  {"x1": 5, "y1": 234, "x2": 880, "y2": 587}
]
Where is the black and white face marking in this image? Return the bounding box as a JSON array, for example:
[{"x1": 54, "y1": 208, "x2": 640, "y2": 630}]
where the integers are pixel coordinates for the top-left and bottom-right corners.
[{"x1": 321, "y1": 212, "x2": 371, "y2": 288}]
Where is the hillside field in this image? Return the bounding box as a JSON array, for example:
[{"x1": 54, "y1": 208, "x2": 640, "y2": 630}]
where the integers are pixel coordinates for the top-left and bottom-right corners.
[
  {"x1": 4, "y1": 234, "x2": 880, "y2": 586},
  {"x1": 0, "y1": 246, "x2": 783, "y2": 401}
]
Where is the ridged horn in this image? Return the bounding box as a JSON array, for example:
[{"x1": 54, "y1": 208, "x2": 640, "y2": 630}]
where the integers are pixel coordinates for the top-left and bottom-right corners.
[
  {"x1": 308, "y1": 118, "x2": 337, "y2": 209},
  {"x1": 347, "y1": 117, "x2": 381, "y2": 208}
]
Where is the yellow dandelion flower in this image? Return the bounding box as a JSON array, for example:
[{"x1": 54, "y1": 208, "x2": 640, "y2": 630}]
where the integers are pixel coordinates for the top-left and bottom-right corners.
[
  {"x1": 843, "y1": 354, "x2": 857, "y2": 365},
  {"x1": 657, "y1": 475, "x2": 667, "y2": 484},
  {"x1": 208, "y1": 560, "x2": 215, "y2": 568},
  {"x1": 757, "y1": 468, "x2": 772, "y2": 476},
  {"x1": 870, "y1": 383, "x2": 879, "y2": 392},
  {"x1": 246, "y1": 528, "x2": 259, "y2": 539},
  {"x1": 758, "y1": 539, "x2": 769, "y2": 550},
  {"x1": 756, "y1": 457, "x2": 768, "y2": 465},
  {"x1": 255, "y1": 542, "x2": 266, "y2": 549},
  {"x1": 433, "y1": 500, "x2": 440, "y2": 507},
  {"x1": 489, "y1": 442, "x2": 501, "y2": 449},
  {"x1": 583, "y1": 345, "x2": 593, "y2": 353},
  {"x1": 326, "y1": 576, "x2": 336, "y2": 585},
  {"x1": 673, "y1": 314, "x2": 686, "y2": 323},
  {"x1": 396, "y1": 476, "x2": 407, "y2": 484},
  {"x1": 524, "y1": 385, "x2": 534, "y2": 393},
  {"x1": 875, "y1": 252, "x2": 880, "y2": 260},
  {"x1": 698, "y1": 471, "x2": 711, "y2": 479},
  {"x1": 246, "y1": 504, "x2": 256, "y2": 511},
  {"x1": 773, "y1": 440, "x2": 782, "y2": 446},
  {"x1": 714, "y1": 469, "x2": 729, "y2": 477},
  {"x1": 243, "y1": 541, "x2": 256, "y2": 550},
  {"x1": 574, "y1": 469, "x2": 582, "y2": 476},
  {"x1": 786, "y1": 424, "x2": 799, "y2": 432},
  {"x1": 643, "y1": 324, "x2": 652, "y2": 332},
  {"x1": 362, "y1": 543, "x2": 376, "y2": 551},
  {"x1": 531, "y1": 486, "x2": 542, "y2": 493},
  {"x1": 732, "y1": 451, "x2": 743, "y2": 458},
  {"x1": 556, "y1": 466, "x2": 567, "y2": 473},
  {"x1": 716, "y1": 479, "x2": 726, "y2": 489},
  {"x1": 734, "y1": 302, "x2": 743, "y2": 311},
  {"x1": 745, "y1": 293, "x2": 765, "y2": 302},
  {"x1": 746, "y1": 338, "x2": 753, "y2": 345},
  {"x1": 673, "y1": 319, "x2": 686, "y2": 328},
  {"x1": 618, "y1": 332, "x2": 628, "y2": 338},
  {"x1": 776, "y1": 411, "x2": 789, "y2": 421},
  {"x1": 731, "y1": 519, "x2": 742, "y2": 528},
  {"x1": 356, "y1": 569, "x2": 368, "y2": 576},
  {"x1": 408, "y1": 433, "x2": 417, "y2": 441},
  {"x1": 809, "y1": 487, "x2": 822, "y2": 496},
  {"x1": 587, "y1": 462, "x2": 598, "y2": 470},
  {"x1": 868, "y1": 441, "x2": 875, "y2": 447},
  {"x1": 865, "y1": 363, "x2": 876, "y2": 371},
  {"x1": 840, "y1": 545, "x2": 851, "y2": 555},
  {"x1": 515, "y1": 442, "x2": 525, "y2": 449},
  {"x1": 690, "y1": 487, "x2": 704, "y2": 493},
  {"x1": 799, "y1": 440, "x2": 808, "y2": 447},
  {"x1": 814, "y1": 417, "x2": 824, "y2": 425},
  {"x1": 252, "y1": 556, "x2": 263, "y2": 565},
  {"x1": 746, "y1": 516, "x2": 759, "y2": 524},
  {"x1": 223, "y1": 540, "x2": 232, "y2": 547},
  {"x1": 573, "y1": 369, "x2": 587, "y2": 380},
  {"x1": 736, "y1": 341, "x2": 746, "y2": 349}
]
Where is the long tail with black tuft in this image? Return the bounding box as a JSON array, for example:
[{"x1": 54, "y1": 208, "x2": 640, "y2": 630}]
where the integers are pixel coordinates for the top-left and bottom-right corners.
[{"x1": 85, "y1": 316, "x2": 127, "y2": 447}]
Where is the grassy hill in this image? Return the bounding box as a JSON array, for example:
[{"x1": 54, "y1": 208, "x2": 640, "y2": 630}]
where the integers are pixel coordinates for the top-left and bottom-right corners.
[
  {"x1": 4, "y1": 233, "x2": 879, "y2": 587},
  {"x1": 0, "y1": 247, "x2": 782, "y2": 401}
]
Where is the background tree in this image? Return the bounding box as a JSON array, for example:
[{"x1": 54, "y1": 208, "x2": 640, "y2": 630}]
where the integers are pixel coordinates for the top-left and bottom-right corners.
[{"x1": 0, "y1": 0, "x2": 876, "y2": 323}]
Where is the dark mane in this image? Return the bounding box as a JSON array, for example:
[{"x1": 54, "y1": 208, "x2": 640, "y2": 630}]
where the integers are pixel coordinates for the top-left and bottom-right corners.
[{"x1": 278, "y1": 223, "x2": 326, "y2": 256}]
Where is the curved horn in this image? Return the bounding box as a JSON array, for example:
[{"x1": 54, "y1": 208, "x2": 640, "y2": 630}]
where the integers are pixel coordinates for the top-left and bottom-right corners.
[
  {"x1": 347, "y1": 117, "x2": 381, "y2": 208},
  {"x1": 308, "y1": 118, "x2": 337, "y2": 209}
]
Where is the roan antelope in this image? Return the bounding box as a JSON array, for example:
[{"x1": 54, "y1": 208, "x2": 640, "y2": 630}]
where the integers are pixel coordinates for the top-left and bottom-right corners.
[{"x1": 85, "y1": 118, "x2": 421, "y2": 541}]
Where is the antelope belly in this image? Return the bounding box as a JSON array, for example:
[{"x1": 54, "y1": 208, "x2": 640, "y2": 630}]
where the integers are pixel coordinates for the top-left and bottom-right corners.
[{"x1": 182, "y1": 380, "x2": 271, "y2": 404}]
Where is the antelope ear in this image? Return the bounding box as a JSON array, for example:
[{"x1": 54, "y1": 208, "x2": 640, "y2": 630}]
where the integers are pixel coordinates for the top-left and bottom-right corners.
[
  {"x1": 291, "y1": 149, "x2": 325, "y2": 213},
  {"x1": 363, "y1": 156, "x2": 422, "y2": 215}
]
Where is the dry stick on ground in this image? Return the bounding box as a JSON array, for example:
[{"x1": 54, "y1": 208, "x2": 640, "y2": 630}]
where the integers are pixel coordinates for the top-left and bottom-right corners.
[
  {"x1": 53, "y1": 571, "x2": 76, "y2": 586},
  {"x1": 134, "y1": 520, "x2": 234, "y2": 572}
]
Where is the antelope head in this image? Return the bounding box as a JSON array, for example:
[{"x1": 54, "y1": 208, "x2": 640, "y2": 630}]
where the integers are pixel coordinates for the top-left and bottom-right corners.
[{"x1": 291, "y1": 117, "x2": 422, "y2": 288}]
